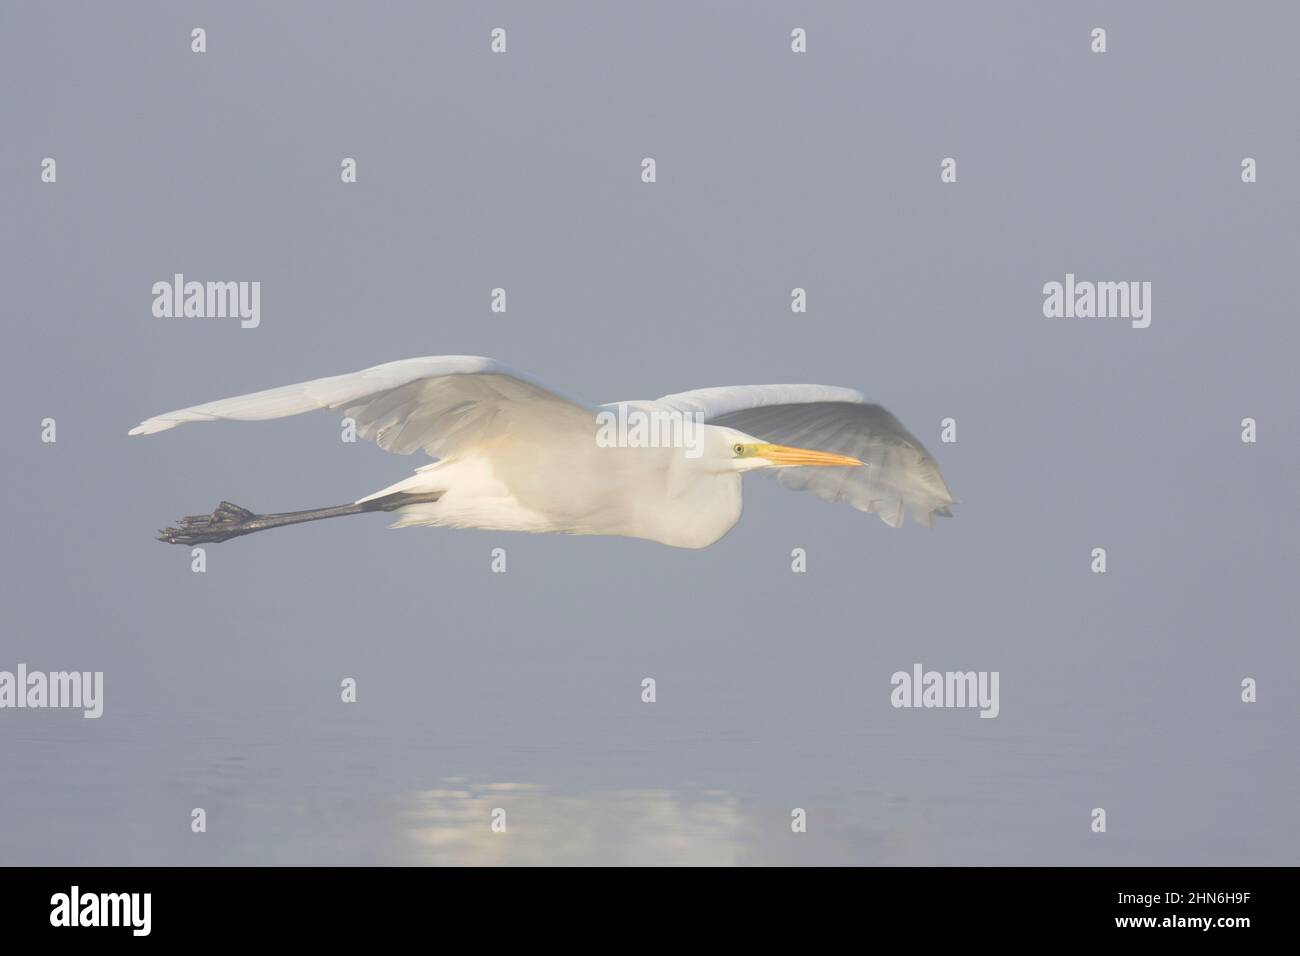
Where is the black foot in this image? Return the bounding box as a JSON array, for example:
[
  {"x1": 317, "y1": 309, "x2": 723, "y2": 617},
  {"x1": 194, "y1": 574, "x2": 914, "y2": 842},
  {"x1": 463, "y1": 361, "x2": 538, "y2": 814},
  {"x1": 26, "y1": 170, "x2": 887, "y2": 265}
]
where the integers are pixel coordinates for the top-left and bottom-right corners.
[{"x1": 158, "y1": 501, "x2": 257, "y2": 545}]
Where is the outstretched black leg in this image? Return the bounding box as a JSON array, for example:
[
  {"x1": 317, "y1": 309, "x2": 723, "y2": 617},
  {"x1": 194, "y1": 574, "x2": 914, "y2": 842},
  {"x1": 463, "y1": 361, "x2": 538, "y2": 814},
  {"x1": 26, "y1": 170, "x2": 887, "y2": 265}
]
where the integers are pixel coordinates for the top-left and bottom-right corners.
[{"x1": 157, "y1": 492, "x2": 441, "y2": 545}]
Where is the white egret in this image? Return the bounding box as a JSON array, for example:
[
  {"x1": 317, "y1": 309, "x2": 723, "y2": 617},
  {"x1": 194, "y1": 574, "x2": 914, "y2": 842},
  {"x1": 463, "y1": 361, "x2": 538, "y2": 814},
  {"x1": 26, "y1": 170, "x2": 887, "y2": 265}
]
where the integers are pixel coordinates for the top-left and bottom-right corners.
[{"x1": 130, "y1": 356, "x2": 955, "y2": 548}]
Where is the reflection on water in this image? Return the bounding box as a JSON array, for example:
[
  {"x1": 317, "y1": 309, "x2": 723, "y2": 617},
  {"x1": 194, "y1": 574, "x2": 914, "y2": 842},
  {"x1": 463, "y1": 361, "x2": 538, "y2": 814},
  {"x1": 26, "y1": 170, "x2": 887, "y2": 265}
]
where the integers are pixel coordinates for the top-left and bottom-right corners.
[{"x1": 398, "y1": 780, "x2": 864, "y2": 866}]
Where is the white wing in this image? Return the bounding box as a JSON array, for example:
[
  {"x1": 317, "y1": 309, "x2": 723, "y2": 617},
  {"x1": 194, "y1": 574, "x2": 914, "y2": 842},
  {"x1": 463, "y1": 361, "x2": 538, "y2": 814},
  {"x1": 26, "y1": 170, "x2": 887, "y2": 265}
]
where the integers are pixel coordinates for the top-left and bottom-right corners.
[
  {"x1": 129, "y1": 356, "x2": 593, "y2": 458},
  {"x1": 637, "y1": 384, "x2": 955, "y2": 528}
]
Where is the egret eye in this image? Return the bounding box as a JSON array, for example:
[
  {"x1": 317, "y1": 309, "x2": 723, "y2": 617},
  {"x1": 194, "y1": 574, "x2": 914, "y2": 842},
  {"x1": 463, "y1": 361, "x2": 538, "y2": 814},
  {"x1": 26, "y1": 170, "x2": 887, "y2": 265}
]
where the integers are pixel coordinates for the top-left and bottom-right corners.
[{"x1": 733, "y1": 444, "x2": 745, "y2": 456}]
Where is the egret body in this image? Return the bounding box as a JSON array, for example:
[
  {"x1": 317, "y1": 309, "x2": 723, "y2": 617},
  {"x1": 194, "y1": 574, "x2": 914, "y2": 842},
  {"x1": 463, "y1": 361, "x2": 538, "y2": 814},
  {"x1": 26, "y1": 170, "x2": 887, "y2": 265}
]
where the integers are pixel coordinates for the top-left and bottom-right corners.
[{"x1": 130, "y1": 357, "x2": 955, "y2": 549}]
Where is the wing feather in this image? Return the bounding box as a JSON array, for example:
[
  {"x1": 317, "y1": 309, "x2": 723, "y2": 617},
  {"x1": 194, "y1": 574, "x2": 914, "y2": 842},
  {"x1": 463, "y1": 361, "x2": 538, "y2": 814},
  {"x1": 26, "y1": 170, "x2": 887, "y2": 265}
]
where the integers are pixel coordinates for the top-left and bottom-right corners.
[
  {"x1": 128, "y1": 356, "x2": 592, "y2": 459},
  {"x1": 647, "y1": 384, "x2": 955, "y2": 527}
]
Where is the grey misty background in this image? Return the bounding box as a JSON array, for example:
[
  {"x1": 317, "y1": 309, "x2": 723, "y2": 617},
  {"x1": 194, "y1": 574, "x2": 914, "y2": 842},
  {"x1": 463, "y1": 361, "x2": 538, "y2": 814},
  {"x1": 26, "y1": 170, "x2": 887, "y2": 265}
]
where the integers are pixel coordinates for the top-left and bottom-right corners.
[{"x1": 1, "y1": 1, "x2": 1297, "y2": 865}]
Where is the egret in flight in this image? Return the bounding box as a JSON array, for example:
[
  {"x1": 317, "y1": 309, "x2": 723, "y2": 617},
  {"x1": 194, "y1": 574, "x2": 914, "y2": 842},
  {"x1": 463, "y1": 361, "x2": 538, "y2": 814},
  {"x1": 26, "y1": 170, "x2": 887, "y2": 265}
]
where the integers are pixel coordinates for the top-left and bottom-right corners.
[{"x1": 130, "y1": 356, "x2": 955, "y2": 549}]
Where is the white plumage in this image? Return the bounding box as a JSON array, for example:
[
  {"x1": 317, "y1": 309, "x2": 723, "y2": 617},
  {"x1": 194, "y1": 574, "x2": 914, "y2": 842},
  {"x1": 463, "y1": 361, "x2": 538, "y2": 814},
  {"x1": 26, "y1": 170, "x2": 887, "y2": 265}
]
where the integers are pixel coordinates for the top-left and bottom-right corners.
[{"x1": 131, "y1": 356, "x2": 955, "y2": 549}]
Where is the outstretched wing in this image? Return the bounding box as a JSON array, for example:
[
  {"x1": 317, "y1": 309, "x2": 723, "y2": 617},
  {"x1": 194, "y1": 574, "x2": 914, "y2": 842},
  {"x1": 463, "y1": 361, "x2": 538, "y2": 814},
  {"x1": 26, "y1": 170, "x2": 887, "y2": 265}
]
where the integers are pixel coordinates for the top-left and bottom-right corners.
[
  {"x1": 643, "y1": 384, "x2": 955, "y2": 527},
  {"x1": 129, "y1": 356, "x2": 593, "y2": 459}
]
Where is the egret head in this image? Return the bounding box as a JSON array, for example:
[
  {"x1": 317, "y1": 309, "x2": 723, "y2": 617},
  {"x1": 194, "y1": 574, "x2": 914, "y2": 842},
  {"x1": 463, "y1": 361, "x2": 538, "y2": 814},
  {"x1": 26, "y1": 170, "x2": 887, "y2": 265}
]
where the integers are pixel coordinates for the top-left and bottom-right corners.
[{"x1": 712, "y1": 427, "x2": 864, "y2": 473}]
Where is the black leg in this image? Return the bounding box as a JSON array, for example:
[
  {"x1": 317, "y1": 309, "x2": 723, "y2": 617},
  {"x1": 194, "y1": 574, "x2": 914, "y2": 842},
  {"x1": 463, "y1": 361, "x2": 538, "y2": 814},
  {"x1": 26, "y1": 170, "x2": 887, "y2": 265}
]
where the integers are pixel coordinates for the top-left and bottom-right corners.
[{"x1": 157, "y1": 492, "x2": 440, "y2": 545}]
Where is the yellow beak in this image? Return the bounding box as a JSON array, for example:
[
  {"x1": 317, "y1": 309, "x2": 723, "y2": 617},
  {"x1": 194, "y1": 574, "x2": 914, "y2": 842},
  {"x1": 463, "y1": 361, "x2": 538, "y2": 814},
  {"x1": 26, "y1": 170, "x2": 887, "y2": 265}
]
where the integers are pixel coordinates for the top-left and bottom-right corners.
[{"x1": 757, "y1": 444, "x2": 864, "y2": 468}]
